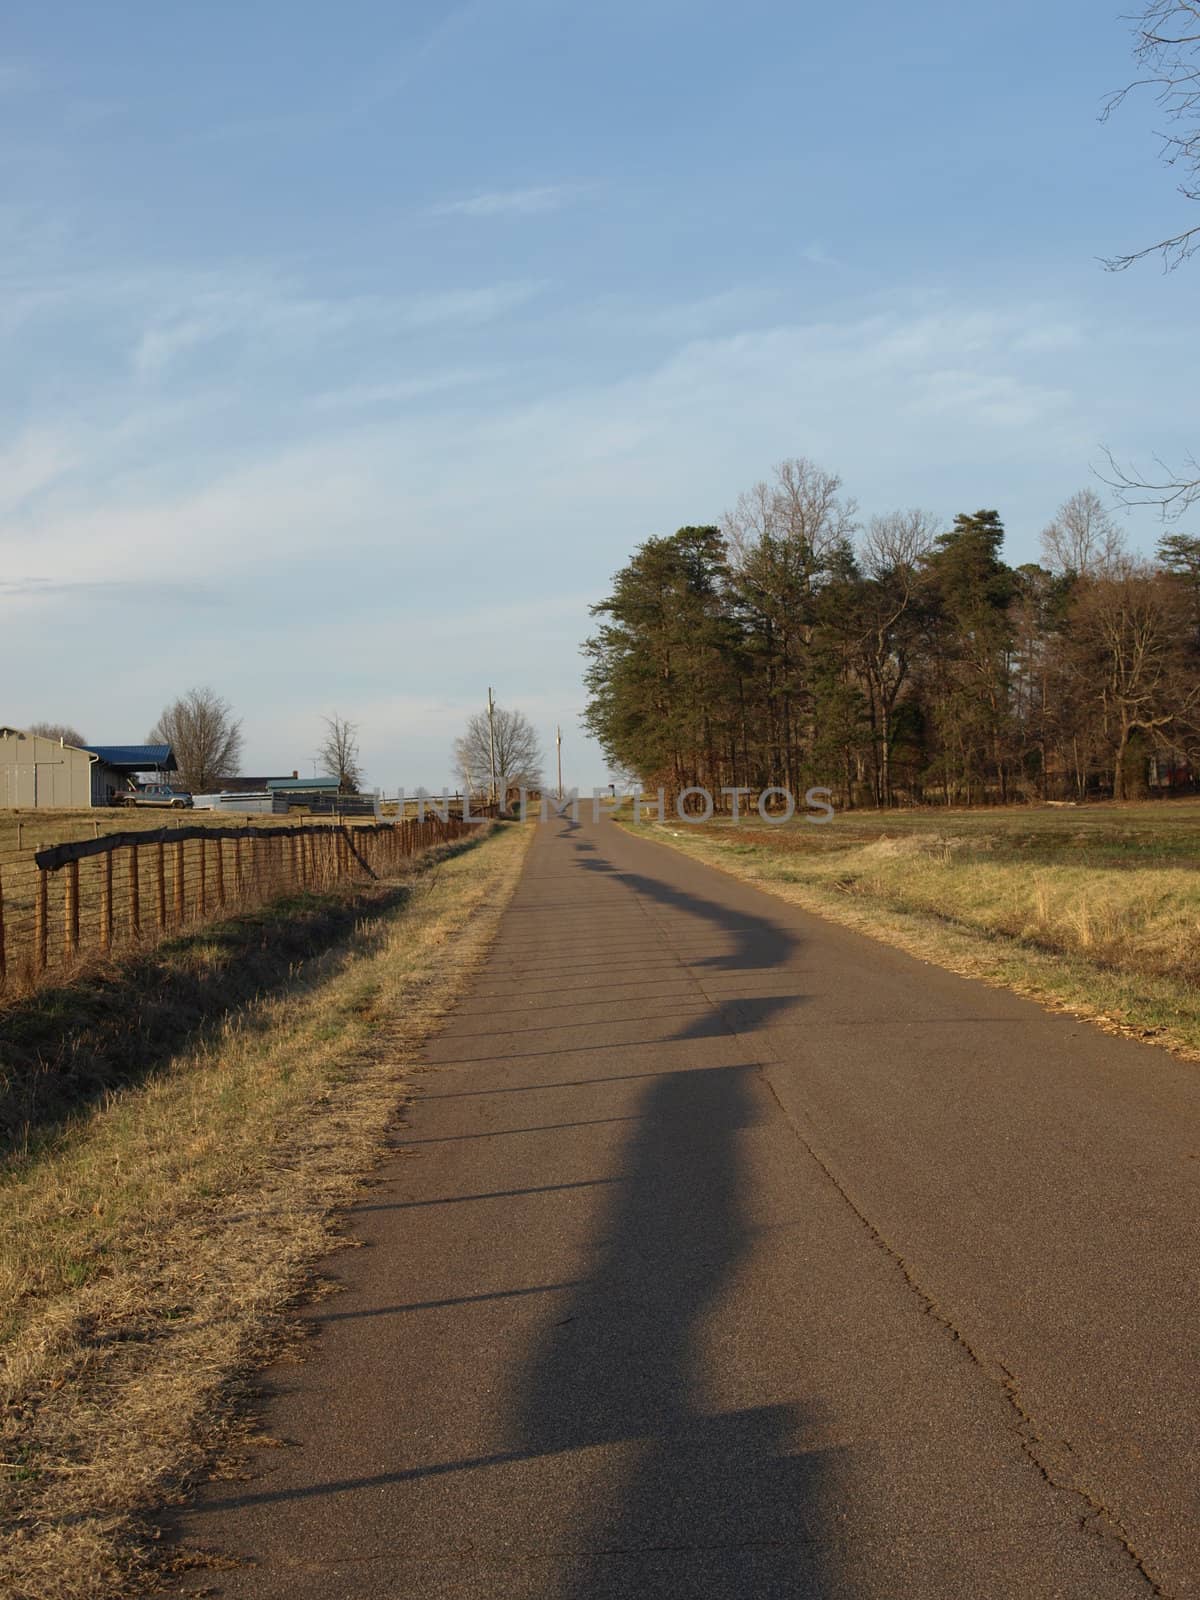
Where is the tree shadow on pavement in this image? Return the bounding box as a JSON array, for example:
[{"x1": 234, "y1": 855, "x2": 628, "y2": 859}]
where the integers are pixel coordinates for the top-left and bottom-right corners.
[
  {"x1": 572, "y1": 844, "x2": 808, "y2": 1039},
  {"x1": 507, "y1": 1063, "x2": 846, "y2": 1599}
]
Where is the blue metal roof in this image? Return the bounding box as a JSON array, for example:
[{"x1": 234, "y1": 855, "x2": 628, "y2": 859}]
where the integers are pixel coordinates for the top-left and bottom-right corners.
[{"x1": 85, "y1": 744, "x2": 175, "y2": 771}]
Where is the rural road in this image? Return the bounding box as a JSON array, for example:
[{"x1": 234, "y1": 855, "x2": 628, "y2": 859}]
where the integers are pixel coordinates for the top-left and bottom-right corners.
[{"x1": 169, "y1": 812, "x2": 1200, "y2": 1598}]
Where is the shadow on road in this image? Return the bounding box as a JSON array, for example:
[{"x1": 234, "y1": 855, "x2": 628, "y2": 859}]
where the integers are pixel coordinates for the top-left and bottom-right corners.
[
  {"x1": 167, "y1": 824, "x2": 845, "y2": 1596},
  {"x1": 490, "y1": 835, "x2": 841, "y2": 1595},
  {"x1": 508, "y1": 1062, "x2": 844, "y2": 1597},
  {"x1": 571, "y1": 835, "x2": 808, "y2": 1041}
]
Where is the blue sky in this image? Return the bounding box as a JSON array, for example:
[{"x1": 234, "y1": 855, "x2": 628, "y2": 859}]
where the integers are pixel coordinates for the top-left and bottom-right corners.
[{"x1": 2, "y1": 0, "x2": 1196, "y2": 790}]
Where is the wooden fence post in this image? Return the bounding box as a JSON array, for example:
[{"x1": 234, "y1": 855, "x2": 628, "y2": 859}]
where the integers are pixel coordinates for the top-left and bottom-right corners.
[
  {"x1": 129, "y1": 844, "x2": 141, "y2": 939},
  {"x1": 156, "y1": 841, "x2": 167, "y2": 931},
  {"x1": 100, "y1": 848, "x2": 113, "y2": 952},
  {"x1": 198, "y1": 837, "x2": 207, "y2": 916},
  {"x1": 64, "y1": 861, "x2": 79, "y2": 960},
  {"x1": 0, "y1": 865, "x2": 6, "y2": 984},
  {"x1": 174, "y1": 838, "x2": 185, "y2": 924},
  {"x1": 216, "y1": 838, "x2": 226, "y2": 907},
  {"x1": 35, "y1": 862, "x2": 48, "y2": 972}
]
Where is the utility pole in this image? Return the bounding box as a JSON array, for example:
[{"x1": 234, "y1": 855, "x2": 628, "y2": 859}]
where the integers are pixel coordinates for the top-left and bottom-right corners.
[
  {"x1": 556, "y1": 725, "x2": 563, "y2": 801},
  {"x1": 487, "y1": 687, "x2": 497, "y2": 808}
]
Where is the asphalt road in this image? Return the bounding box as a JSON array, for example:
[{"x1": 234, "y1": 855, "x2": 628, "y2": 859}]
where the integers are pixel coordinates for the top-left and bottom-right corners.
[{"x1": 168, "y1": 812, "x2": 1200, "y2": 1598}]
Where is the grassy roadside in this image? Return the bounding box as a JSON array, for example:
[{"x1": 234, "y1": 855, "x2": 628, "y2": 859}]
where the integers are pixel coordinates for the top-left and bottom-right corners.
[
  {"x1": 616, "y1": 806, "x2": 1200, "y2": 1061},
  {"x1": 0, "y1": 821, "x2": 532, "y2": 1600}
]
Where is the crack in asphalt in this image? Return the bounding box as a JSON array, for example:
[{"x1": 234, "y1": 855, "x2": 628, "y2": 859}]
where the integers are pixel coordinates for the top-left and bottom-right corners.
[{"x1": 622, "y1": 871, "x2": 1170, "y2": 1600}]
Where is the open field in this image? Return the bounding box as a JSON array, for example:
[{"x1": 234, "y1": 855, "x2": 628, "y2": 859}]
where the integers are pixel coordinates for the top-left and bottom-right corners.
[
  {"x1": 0, "y1": 809, "x2": 471, "y2": 999},
  {"x1": 0, "y1": 821, "x2": 531, "y2": 1600},
  {"x1": 620, "y1": 798, "x2": 1200, "y2": 1058},
  {"x1": 0, "y1": 807, "x2": 331, "y2": 857}
]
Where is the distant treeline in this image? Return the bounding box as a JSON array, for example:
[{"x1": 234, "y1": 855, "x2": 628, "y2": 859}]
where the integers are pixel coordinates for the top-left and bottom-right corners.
[{"x1": 583, "y1": 460, "x2": 1200, "y2": 807}]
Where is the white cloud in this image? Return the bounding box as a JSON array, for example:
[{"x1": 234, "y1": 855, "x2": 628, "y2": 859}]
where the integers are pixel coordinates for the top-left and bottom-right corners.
[
  {"x1": 397, "y1": 281, "x2": 545, "y2": 326},
  {"x1": 903, "y1": 368, "x2": 1072, "y2": 429},
  {"x1": 310, "y1": 368, "x2": 501, "y2": 411},
  {"x1": 129, "y1": 277, "x2": 544, "y2": 376},
  {"x1": 432, "y1": 185, "x2": 579, "y2": 218},
  {"x1": 3, "y1": 290, "x2": 1186, "y2": 633},
  {"x1": 0, "y1": 60, "x2": 37, "y2": 96},
  {"x1": 0, "y1": 430, "x2": 81, "y2": 515}
]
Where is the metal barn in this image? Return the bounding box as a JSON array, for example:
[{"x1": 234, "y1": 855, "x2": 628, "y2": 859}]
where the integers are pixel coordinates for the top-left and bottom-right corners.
[{"x1": 0, "y1": 727, "x2": 96, "y2": 808}]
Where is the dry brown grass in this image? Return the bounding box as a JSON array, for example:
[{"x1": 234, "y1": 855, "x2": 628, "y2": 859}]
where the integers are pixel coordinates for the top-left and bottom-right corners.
[
  {"x1": 0, "y1": 821, "x2": 532, "y2": 1600},
  {"x1": 623, "y1": 807, "x2": 1200, "y2": 1060},
  {"x1": 0, "y1": 806, "x2": 347, "y2": 858}
]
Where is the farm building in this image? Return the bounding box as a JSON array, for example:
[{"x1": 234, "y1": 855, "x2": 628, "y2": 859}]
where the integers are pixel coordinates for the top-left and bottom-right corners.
[
  {"x1": 83, "y1": 744, "x2": 175, "y2": 807},
  {"x1": 0, "y1": 732, "x2": 178, "y2": 808},
  {"x1": 267, "y1": 776, "x2": 379, "y2": 816},
  {"x1": 192, "y1": 773, "x2": 303, "y2": 813},
  {"x1": 211, "y1": 772, "x2": 303, "y2": 795},
  {"x1": 0, "y1": 727, "x2": 95, "y2": 808}
]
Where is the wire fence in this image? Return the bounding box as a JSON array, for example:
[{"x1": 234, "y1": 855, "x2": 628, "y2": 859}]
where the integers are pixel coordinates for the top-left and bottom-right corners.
[{"x1": 0, "y1": 812, "x2": 496, "y2": 997}]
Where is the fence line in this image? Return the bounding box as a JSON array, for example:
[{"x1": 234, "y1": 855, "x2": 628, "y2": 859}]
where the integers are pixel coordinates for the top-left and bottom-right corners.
[{"x1": 0, "y1": 812, "x2": 496, "y2": 997}]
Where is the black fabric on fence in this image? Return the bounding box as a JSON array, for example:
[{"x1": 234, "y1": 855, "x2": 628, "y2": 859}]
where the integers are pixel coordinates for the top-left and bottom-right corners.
[{"x1": 33, "y1": 822, "x2": 462, "y2": 873}]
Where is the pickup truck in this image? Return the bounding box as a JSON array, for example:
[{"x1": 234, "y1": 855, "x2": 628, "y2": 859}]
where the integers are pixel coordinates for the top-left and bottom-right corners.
[{"x1": 111, "y1": 784, "x2": 194, "y2": 809}]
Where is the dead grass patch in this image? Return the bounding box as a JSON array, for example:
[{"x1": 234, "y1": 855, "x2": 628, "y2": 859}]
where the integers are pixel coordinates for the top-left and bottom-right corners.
[{"x1": 0, "y1": 822, "x2": 532, "y2": 1600}]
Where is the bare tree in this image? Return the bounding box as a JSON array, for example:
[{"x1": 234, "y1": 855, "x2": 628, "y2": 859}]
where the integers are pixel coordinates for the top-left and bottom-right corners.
[
  {"x1": 1107, "y1": 3, "x2": 1200, "y2": 508},
  {"x1": 855, "y1": 510, "x2": 939, "y2": 805},
  {"x1": 861, "y1": 507, "x2": 938, "y2": 579},
  {"x1": 1102, "y1": 1, "x2": 1200, "y2": 271},
  {"x1": 453, "y1": 704, "x2": 543, "y2": 799},
  {"x1": 149, "y1": 687, "x2": 243, "y2": 793},
  {"x1": 722, "y1": 458, "x2": 858, "y2": 791},
  {"x1": 317, "y1": 714, "x2": 363, "y2": 794},
  {"x1": 1100, "y1": 6, "x2": 1200, "y2": 513},
  {"x1": 723, "y1": 457, "x2": 858, "y2": 575},
  {"x1": 26, "y1": 720, "x2": 88, "y2": 747},
  {"x1": 1040, "y1": 489, "x2": 1126, "y2": 576},
  {"x1": 1067, "y1": 560, "x2": 1200, "y2": 796}
]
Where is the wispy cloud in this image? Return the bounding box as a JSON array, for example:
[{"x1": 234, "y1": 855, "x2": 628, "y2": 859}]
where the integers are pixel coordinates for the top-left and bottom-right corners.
[
  {"x1": 432, "y1": 184, "x2": 579, "y2": 218},
  {"x1": 0, "y1": 296, "x2": 1109, "y2": 596},
  {"x1": 593, "y1": 287, "x2": 778, "y2": 340},
  {"x1": 311, "y1": 368, "x2": 501, "y2": 411},
  {"x1": 398, "y1": 281, "x2": 545, "y2": 325},
  {"x1": 0, "y1": 577, "x2": 222, "y2": 609},
  {"x1": 129, "y1": 277, "x2": 545, "y2": 377},
  {"x1": 0, "y1": 430, "x2": 81, "y2": 515},
  {"x1": 0, "y1": 59, "x2": 37, "y2": 96}
]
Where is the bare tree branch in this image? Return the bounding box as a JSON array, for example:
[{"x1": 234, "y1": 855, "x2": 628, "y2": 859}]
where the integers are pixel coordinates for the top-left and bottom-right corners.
[
  {"x1": 453, "y1": 704, "x2": 543, "y2": 798},
  {"x1": 1097, "y1": 444, "x2": 1200, "y2": 517},
  {"x1": 317, "y1": 714, "x2": 363, "y2": 794},
  {"x1": 1103, "y1": 2, "x2": 1200, "y2": 268},
  {"x1": 25, "y1": 720, "x2": 88, "y2": 748},
  {"x1": 149, "y1": 687, "x2": 243, "y2": 794},
  {"x1": 1040, "y1": 488, "x2": 1127, "y2": 575}
]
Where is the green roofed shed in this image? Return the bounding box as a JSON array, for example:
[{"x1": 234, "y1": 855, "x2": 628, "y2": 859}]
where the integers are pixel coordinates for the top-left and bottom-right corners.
[{"x1": 265, "y1": 776, "x2": 341, "y2": 792}]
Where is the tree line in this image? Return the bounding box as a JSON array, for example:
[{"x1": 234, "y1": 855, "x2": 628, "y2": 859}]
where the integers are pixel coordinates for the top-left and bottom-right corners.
[{"x1": 583, "y1": 459, "x2": 1200, "y2": 808}]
